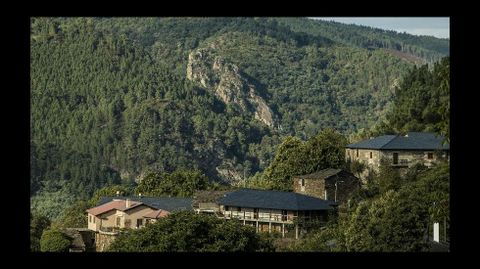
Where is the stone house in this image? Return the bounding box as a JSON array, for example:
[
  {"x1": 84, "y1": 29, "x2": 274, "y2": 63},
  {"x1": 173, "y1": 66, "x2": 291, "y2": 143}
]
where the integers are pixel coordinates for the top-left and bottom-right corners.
[
  {"x1": 292, "y1": 168, "x2": 360, "y2": 207},
  {"x1": 345, "y1": 132, "x2": 449, "y2": 182},
  {"x1": 215, "y1": 188, "x2": 336, "y2": 239}
]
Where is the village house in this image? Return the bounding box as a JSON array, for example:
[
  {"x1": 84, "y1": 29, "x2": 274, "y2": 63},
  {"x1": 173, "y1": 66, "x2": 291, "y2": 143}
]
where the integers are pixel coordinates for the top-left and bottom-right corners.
[
  {"x1": 345, "y1": 132, "x2": 449, "y2": 181},
  {"x1": 194, "y1": 188, "x2": 336, "y2": 239},
  {"x1": 292, "y1": 168, "x2": 360, "y2": 208},
  {"x1": 86, "y1": 196, "x2": 192, "y2": 251}
]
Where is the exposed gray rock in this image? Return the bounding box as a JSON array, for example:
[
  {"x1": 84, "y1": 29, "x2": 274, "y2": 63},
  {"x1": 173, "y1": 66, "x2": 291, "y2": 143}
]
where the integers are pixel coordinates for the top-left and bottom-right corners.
[{"x1": 187, "y1": 46, "x2": 276, "y2": 128}]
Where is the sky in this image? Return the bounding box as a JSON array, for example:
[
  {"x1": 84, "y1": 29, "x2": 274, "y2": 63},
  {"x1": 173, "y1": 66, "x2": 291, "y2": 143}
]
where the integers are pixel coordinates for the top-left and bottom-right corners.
[{"x1": 311, "y1": 17, "x2": 450, "y2": 39}]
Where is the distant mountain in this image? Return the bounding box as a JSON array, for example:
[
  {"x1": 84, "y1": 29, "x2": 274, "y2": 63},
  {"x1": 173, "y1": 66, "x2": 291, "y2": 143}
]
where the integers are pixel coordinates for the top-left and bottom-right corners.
[{"x1": 30, "y1": 17, "x2": 449, "y2": 219}]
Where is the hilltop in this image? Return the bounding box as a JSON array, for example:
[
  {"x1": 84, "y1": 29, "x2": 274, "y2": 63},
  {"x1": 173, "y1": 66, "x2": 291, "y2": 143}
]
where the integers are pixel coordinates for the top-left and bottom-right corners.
[{"x1": 30, "y1": 17, "x2": 449, "y2": 219}]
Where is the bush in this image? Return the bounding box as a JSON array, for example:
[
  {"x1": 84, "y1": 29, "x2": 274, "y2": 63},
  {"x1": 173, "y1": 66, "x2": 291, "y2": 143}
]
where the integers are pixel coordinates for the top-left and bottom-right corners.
[
  {"x1": 31, "y1": 213, "x2": 51, "y2": 252},
  {"x1": 40, "y1": 229, "x2": 71, "y2": 252},
  {"x1": 108, "y1": 211, "x2": 274, "y2": 252}
]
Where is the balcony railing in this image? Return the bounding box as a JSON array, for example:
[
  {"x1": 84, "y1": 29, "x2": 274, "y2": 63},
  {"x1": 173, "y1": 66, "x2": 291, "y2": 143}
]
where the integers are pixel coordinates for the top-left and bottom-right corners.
[
  {"x1": 225, "y1": 211, "x2": 296, "y2": 222},
  {"x1": 98, "y1": 226, "x2": 121, "y2": 234}
]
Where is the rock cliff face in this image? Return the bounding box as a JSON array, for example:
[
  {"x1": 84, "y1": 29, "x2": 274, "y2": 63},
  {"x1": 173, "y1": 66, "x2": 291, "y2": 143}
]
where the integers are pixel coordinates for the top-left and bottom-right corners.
[{"x1": 187, "y1": 45, "x2": 275, "y2": 128}]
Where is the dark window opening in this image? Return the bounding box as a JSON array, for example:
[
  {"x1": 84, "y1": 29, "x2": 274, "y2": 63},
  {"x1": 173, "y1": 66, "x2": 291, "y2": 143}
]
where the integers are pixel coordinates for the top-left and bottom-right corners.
[
  {"x1": 301, "y1": 178, "x2": 305, "y2": 187},
  {"x1": 393, "y1": 153, "x2": 399, "y2": 164},
  {"x1": 427, "y1": 152, "x2": 433, "y2": 159},
  {"x1": 356, "y1": 149, "x2": 359, "y2": 157},
  {"x1": 370, "y1": 152, "x2": 372, "y2": 159},
  {"x1": 136, "y1": 219, "x2": 143, "y2": 228}
]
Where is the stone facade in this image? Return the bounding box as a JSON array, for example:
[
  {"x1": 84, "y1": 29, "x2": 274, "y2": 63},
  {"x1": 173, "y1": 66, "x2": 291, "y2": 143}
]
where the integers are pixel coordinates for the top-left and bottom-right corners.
[
  {"x1": 95, "y1": 231, "x2": 119, "y2": 252},
  {"x1": 292, "y1": 169, "x2": 360, "y2": 207},
  {"x1": 345, "y1": 148, "x2": 449, "y2": 181}
]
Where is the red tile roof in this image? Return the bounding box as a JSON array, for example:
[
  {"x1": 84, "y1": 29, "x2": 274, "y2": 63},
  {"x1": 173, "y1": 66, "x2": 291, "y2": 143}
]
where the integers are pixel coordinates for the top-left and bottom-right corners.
[
  {"x1": 86, "y1": 199, "x2": 143, "y2": 216},
  {"x1": 143, "y1": 209, "x2": 170, "y2": 219}
]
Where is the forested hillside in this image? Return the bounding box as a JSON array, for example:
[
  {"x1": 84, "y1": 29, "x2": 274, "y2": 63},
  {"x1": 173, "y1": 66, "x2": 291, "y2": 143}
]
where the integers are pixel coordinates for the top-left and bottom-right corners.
[{"x1": 30, "y1": 17, "x2": 449, "y2": 219}]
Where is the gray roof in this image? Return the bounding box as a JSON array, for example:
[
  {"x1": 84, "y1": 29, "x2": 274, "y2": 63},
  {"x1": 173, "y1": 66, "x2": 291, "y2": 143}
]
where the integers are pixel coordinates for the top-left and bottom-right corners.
[
  {"x1": 98, "y1": 196, "x2": 193, "y2": 212},
  {"x1": 218, "y1": 188, "x2": 335, "y2": 211},
  {"x1": 346, "y1": 132, "x2": 449, "y2": 150},
  {"x1": 294, "y1": 168, "x2": 344, "y2": 180}
]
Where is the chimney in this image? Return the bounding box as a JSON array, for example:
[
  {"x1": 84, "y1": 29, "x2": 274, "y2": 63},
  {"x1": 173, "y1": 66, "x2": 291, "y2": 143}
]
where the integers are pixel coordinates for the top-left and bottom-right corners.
[{"x1": 126, "y1": 199, "x2": 131, "y2": 208}]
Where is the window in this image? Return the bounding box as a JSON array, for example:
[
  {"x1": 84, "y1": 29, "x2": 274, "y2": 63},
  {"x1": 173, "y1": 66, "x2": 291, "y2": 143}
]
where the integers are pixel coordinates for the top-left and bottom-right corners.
[
  {"x1": 116, "y1": 217, "x2": 121, "y2": 227},
  {"x1": 89, "y1": 215, "x2": 91, "y2": 223},
  {"x1": 370, "y1": 152, "x2": 372, "y2": 159},
  {"x1": 225, "y1": 206, "x2": 229, "y2": 211},
  {"x1": 301, "y1": 178, "x2": 305, "y2": 187},
  {"x1": 237, "y1": 207, "x2": 241, "y2": 212},
  {"x1": 93, "y1": 217, "x2": 95, "y2": 224},
  {"x1": 136, "y1": 219, "x2": 143, "y2": 228},
  {"x1": 356, "y1": 149, "x2": 359, "y2": 157},
  {"x1": 427, "y1": 152, "x2": 433, "y2": 159},
  {"x1": 393, "y1": 153, "x2": 399, "y2": 164}
]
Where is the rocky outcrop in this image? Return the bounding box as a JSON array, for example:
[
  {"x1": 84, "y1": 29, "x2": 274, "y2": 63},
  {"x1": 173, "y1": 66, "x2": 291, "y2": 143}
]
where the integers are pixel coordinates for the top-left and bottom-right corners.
[
  {"x1": 187, "y1": 45, "x2": 275, "y2": 128},
  {"x1": 215, "y1": 159, "x2": 244, "y2": 185}
]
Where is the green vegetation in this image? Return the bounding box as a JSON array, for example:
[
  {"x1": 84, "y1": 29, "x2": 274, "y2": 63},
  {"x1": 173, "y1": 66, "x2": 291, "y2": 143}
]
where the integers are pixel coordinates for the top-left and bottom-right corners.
[
  {"x1": 108, "y1": 211, "x2": 274, "y2": 252},
  {"x1": 277, "y1": 18, "x2": 449, "y2": 64},
  {"x1": 88, "y1": 184, "x2": 134, "y2": 207},
  {"x1": 135, "y1": 169, "x2": 214, "y2": 197},
  {"x1": 50, "y1": 201, "x2": 89, "y2": 230},
  {"x1": 30, "y1": 213, "x2": 51, "y2": 251},
  {"x1": 30, "y1": 17, "x2": 449, "y2": 221},
  {"x1": 366, "y1": 57, "x2": 450, "y2": 141},
  {"x1": 251, "y1": 129, "x2": 347, "y2": 191},
  {"x1": 40, "y1": 229, "x2": 72, "y2": 252},
  {"x1": 292, "y1": 162, "x2": 449, "y2": 252}
]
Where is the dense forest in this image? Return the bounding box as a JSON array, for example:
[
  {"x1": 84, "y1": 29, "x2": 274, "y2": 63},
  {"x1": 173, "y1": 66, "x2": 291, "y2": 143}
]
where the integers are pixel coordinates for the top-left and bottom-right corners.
[{"x1": 30, "y1": 17, "x2": 449, "y2": 220}]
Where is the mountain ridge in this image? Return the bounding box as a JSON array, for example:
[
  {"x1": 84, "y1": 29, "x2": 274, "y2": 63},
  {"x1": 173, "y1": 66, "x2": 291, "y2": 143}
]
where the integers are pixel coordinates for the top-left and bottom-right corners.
[{"x1": 30, "y1": 17, "x2": 449, "y2": 219}]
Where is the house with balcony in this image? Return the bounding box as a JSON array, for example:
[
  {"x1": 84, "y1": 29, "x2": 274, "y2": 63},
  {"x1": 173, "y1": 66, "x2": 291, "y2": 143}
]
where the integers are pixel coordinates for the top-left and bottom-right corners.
[
  {"x1": 86, "y1": 196, "x2": 193, "y2": 233},
  {"x1": 215, "y1": 188, "x2": 336, "y2": 239},
  {"x1": 86, "y1": 196, "x2": 193, "y2": 251},
  {"x1": 345, "y1": 132, "x2": 449, "y2": 182}
]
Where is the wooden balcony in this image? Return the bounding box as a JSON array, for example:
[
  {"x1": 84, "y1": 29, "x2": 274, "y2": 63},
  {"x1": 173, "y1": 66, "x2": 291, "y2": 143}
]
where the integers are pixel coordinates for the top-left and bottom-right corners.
[{"x1": 224, "y1": 211, "x2": 295, "y2": 223}]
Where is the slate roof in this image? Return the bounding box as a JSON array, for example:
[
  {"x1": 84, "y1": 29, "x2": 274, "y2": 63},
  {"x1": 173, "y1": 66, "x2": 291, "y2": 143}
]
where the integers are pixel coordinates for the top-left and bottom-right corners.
[
  {"x1": 218, "y1": 188, "x2": 335, "y2": 211},
  {"x1": 346, "y1": 132, "x2": 449, "y2": 150},
  {"x1": 97, "y1": 196, "x2": 193, "y2": 212},
  {"x1": 192, "y1": 190, "x2": 230, "y2": 206},
  {"x1": 294, "y1": 168, "x2": 344, "y2": 180}
]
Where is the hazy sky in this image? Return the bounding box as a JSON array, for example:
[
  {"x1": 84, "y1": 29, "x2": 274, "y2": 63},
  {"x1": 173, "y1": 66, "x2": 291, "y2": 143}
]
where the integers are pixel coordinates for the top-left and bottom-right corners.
[{"x1": 311, "y1": 17, "x2": 450, "y2": 39}]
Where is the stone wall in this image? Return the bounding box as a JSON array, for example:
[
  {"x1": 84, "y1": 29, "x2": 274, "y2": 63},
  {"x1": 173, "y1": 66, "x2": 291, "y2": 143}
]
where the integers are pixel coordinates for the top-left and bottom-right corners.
[
  {"x1": 346, "y1": 148, "x2": 449, "y2": 182},
  {"x1": 293, "y1": 177, "x2": 327, "y2": 200},
  {"x1": 95, "y1": 232, "x2": 118, "y2": 252},
  {"x1": 293, "y1": 171, "x2": 361, "y2": 207}
]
